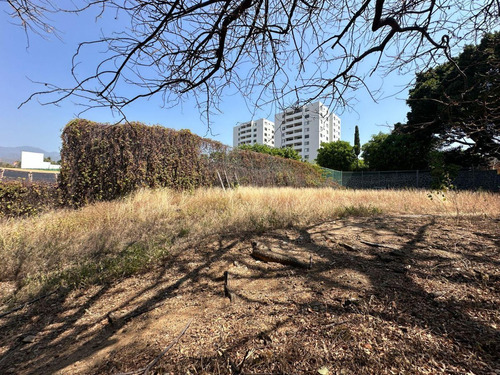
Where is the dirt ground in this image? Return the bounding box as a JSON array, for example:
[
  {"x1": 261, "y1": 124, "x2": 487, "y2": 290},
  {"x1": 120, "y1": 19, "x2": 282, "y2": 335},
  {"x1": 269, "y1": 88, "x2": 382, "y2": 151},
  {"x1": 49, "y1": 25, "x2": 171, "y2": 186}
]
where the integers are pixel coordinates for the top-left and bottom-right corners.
[{"x1": 0, "y1": 214, "x2": 499, "y2": 375}]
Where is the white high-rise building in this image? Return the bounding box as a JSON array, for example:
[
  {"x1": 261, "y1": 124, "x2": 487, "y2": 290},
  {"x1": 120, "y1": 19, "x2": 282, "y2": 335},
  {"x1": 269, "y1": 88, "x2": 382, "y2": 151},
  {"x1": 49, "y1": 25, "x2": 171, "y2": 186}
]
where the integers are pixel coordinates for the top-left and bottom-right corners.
[
  {"x1": 233, "y1": 118, "x2": 275, "y2": 147},
  {"x1": 274, "y1": 102, "x2": 341, "y2": 161}
]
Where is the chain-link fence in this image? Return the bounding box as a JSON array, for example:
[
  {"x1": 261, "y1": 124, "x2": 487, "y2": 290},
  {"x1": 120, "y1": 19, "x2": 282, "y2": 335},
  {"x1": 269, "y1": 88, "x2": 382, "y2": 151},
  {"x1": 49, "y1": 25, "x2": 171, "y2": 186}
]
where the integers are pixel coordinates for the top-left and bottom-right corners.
[
  {"x1": 321, "y1": 167, "x2": 499, "y2": 191},
  {"x1": 0, "y1": 168, "x2": 59, "y2": 183}
]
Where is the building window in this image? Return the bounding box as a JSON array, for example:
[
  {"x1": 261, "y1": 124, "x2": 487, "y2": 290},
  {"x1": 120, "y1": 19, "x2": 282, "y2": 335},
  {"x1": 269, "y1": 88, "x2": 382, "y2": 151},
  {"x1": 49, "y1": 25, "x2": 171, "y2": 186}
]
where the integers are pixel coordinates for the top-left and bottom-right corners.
[
  {"x1": 305, "y1": 148, "x2": 309, "y2": 152},
  {"x1": 305, "y1": 141, "x2": 309, "y2": 145},
  {"x1": 305, "y1": 127, "x2": 309, "y2": 132},
  {"x1": 304, "y1": 155, "x2": 309, "y2": 159},
  {"x1": 305, "y1": 135, "x2": 309, "y2": 139}
]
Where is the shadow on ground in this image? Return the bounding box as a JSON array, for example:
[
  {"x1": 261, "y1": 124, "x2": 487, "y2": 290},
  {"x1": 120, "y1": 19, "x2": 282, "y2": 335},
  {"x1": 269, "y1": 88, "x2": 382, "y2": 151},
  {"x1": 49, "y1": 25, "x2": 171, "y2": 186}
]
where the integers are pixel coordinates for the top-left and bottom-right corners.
[{"x1": 0, "y1": 215, "x2": 499, "y2": 374}]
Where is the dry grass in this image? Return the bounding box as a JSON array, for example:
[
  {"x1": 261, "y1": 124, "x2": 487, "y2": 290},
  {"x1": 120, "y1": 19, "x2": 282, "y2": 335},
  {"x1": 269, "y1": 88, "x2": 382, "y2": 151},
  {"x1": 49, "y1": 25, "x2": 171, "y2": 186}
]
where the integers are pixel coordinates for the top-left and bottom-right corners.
[
  {"x1": 0, "y1": 188, "x2": 499, "y2": 375},
  {"x1": 0, "y1": 187, "x2": 498, "y2": 301}
]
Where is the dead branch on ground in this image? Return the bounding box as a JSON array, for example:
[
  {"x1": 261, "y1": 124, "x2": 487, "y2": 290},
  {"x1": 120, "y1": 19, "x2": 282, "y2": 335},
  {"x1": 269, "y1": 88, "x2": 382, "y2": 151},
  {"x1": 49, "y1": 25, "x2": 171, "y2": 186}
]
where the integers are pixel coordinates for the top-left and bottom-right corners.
[
  {"x1": 0, "y1": 289, "x2": 59, "y2": 319},
  {"x1": 251, "y1": 241, "x2": 311, "y2": 269}
]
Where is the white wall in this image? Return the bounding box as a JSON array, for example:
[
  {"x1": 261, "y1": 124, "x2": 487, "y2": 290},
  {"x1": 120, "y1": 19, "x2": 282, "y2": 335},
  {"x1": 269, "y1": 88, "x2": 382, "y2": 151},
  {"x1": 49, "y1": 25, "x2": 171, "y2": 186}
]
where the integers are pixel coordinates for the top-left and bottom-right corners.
[{"x1": 21, "y1": 151, "x2": 60, "y2": 170}]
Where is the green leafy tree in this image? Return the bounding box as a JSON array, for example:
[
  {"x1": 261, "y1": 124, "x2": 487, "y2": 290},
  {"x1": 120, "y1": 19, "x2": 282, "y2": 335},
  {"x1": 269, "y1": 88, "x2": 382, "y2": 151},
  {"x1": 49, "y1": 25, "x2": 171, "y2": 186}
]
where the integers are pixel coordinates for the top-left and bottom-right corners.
[
  {"x1": 275, "y1": 147, "x2": 301, "y2": 161},
  {"x1": 355, "y1": 159, "x2": 367, "y2": 171},
  {"x1": 362, "y1": 129, "x2": 433, "y2": 170},
  {"x1": 238, "y1": 144, "x2": 273, "y2": 155},
  {"x1": 238, "y1": 144, "x2": 301, "y2": 160},
  {"x1": 316, "y1": 141, "x2": 356, "y2": 171},
  {"x1": 361, "y1": 133, "x2": 388, "y2": 170},
  {"x1": 406, "y1": 32, "x2": 500, "y2": 159}
]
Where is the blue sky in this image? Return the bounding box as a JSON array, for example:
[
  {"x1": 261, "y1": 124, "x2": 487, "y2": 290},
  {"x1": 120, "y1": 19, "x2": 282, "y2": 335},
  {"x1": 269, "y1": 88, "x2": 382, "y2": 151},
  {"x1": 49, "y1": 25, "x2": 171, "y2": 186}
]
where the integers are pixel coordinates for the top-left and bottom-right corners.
[{"x1": 0, "y1": 4, "x2": 413, "y2": 153}]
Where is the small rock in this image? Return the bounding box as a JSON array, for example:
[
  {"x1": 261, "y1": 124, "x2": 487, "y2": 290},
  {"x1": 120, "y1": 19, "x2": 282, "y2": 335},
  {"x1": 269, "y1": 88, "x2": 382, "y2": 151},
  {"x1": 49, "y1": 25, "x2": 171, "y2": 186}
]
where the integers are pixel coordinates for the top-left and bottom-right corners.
[
  {"x1": 22, "y1": 335, "x2": 36, "y2": 343},
  {"x1": 431, "y1": 291, "x2": 445, "y2": 298}
]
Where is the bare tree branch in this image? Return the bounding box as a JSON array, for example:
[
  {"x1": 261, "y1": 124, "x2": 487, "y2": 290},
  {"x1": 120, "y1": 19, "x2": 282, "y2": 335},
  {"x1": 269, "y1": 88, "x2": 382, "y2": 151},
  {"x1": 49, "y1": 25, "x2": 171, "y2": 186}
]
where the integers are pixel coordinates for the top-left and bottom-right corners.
[{"x1": 3, "y1": 0, "x2": 499, "y2": 123}]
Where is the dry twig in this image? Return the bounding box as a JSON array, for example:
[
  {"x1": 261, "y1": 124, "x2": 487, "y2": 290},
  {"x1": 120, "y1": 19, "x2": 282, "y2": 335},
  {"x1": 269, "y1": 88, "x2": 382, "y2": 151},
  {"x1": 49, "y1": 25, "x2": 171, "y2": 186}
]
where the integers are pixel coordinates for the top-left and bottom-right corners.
[
  {"x1": 0, "y1": 289, "x2": 59, "y2": 319},
  {"x1": 337, "y1": 241, "x2": 358, "y2": 252},
  {"x1": 359, "y1": 240, "x2": 399, "y2": 250}
]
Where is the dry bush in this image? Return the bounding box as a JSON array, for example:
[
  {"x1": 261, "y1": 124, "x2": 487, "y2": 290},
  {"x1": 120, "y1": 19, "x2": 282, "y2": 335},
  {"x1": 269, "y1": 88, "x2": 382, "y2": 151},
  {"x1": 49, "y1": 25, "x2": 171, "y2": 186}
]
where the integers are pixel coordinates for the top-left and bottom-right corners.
[
  {"x1": 0, "y1": 181, "x2": 61, "y2": 218},
  {"x1": 59, "y1": 120, "x2": 330, "y2": 207}
]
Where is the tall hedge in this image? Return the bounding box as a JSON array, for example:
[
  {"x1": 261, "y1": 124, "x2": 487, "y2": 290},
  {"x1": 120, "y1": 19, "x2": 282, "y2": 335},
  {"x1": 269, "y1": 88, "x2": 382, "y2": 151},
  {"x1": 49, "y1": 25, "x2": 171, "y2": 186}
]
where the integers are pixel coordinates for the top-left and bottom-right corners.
[
  {"x1": 59, "y1": 120, "x2": 333, "y2": 207},
  {"x1": 59, "y1": 120, "x2": 225, "y2": 206}
]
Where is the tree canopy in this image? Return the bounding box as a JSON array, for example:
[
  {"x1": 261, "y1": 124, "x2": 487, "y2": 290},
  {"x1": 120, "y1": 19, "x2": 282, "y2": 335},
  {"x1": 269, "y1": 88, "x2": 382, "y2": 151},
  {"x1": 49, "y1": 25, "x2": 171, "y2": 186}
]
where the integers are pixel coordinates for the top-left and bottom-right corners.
[
  {"x1": 405, "y1": 32, "x2": 500, "y2": 159},
  {"x1": 238, "y1": 144, "x2": 301, "y2": 160},
  {"x1": 316, "y1": 141, "x2": 356, "y2": 171},
  {"x1": 362, "y1": 128, "x2": 433, "y2": 170},
  {"x1": 4, "y1": 1, "x2": 499, "y2": 120}
]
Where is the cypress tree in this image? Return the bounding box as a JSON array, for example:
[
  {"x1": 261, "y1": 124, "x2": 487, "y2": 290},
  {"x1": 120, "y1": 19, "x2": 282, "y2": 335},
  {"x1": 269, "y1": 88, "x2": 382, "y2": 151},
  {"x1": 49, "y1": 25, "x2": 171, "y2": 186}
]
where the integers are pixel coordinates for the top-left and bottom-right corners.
[{"x1": 354, "y1": 125, "x2": 360, "y2": 158}]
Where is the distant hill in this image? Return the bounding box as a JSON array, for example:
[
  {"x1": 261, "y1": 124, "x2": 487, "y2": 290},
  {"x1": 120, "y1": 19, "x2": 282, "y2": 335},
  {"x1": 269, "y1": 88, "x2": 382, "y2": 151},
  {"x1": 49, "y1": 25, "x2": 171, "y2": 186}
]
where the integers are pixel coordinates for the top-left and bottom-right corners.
[{"x1": 0, "y1": 146, "x2": 60, "y2": 164}]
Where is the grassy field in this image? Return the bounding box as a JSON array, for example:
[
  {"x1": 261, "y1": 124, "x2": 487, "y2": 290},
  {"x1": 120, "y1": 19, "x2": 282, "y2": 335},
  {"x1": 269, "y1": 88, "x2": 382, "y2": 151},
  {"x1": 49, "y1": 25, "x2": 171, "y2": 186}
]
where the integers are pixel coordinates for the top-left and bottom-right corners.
[{"x1": 0, "y1": 187, "x2": 498, "y2": 301}]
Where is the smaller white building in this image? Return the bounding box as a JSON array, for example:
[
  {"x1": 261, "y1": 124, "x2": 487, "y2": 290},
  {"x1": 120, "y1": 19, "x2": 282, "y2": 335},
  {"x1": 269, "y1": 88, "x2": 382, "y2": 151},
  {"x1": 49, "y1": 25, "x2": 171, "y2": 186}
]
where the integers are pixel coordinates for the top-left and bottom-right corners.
[
  {"x1": 233, "y1": 119, "x2": 275, "y2": 147},
  {"x1": 21, "y1": 151, "x2": 60, "y2": 170}
]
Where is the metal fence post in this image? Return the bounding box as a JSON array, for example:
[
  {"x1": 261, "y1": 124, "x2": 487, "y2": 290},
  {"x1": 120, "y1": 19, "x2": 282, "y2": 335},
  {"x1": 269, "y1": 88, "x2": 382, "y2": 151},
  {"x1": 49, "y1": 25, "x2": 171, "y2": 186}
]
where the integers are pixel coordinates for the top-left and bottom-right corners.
[{"x1": 416, "y1": 170, "x2": 419, "y2": 188}]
